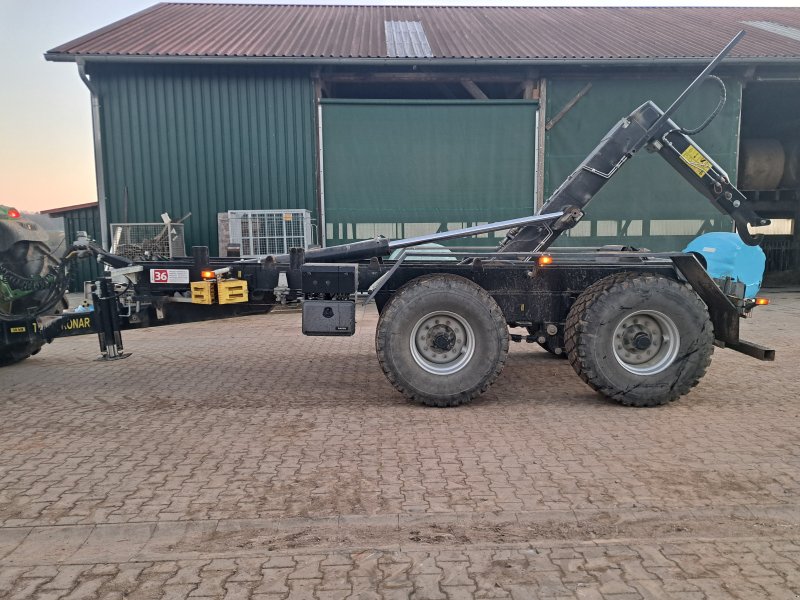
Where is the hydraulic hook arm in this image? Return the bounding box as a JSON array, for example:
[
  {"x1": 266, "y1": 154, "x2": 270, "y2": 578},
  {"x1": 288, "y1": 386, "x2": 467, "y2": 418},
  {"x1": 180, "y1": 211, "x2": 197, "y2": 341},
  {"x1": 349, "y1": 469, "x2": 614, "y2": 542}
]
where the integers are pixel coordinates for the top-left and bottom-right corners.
[{"x1": 498, "y1": 30, "x2": 769, "y2": 255}]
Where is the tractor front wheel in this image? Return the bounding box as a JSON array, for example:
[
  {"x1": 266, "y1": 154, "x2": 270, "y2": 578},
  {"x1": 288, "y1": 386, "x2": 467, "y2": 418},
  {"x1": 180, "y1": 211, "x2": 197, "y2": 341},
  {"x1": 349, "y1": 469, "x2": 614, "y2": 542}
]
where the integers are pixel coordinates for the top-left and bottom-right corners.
[{"x1": 0, "y1": 341, "x2": 44, "y2": 367}]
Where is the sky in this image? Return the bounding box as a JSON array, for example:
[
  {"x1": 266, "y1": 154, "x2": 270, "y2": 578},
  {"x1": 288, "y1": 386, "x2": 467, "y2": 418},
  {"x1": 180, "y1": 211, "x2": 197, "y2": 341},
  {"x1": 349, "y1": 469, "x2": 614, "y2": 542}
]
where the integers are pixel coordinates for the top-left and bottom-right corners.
[{"x1": 2, "y1": 0, "x2": 799, "y2": 213}]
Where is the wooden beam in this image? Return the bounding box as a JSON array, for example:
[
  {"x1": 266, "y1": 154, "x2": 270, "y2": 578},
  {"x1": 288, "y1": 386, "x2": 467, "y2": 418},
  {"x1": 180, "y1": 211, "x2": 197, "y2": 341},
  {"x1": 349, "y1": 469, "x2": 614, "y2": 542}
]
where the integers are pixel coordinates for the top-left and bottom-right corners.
[
  {"x1": 314, "y1": 76, "x2": 332, "y2": 98},
  {"x1": 545, "y1": 83, "x2": 592, "y2": 131},
  {"x1": 522, "y1": 79, "x2": 538, "y2": 100},
  {"x1": 323, "y1": 72, "x2": 529, "y2": 84},
  {"x1": 535, "y1": 79, "x2": 548, "y2": 209},
  {"x1": 461, "y1": 79, "x2": 488, "y2": 100},
  {"x1": 512, "y1": 79, "x2": 540, "y2": 100}
]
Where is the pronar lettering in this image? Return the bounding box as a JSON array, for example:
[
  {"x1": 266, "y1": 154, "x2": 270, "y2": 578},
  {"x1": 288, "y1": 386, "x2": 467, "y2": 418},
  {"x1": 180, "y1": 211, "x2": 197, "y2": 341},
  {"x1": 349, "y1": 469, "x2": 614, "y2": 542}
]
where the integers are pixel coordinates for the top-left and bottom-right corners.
[{"x1": 63, "y1": 317, "x2": 92, "y2": 331}]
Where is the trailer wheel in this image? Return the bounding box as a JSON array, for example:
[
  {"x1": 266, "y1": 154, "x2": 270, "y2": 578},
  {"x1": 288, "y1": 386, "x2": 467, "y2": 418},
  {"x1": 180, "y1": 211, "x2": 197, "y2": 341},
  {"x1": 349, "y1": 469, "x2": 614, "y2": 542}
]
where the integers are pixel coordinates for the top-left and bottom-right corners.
[
  {"x1": 564, "y1": 272, "x2": 713, "y2": 407},
  {"x1": 376, "y1": 274, "x2": 509, "y2": 407}
]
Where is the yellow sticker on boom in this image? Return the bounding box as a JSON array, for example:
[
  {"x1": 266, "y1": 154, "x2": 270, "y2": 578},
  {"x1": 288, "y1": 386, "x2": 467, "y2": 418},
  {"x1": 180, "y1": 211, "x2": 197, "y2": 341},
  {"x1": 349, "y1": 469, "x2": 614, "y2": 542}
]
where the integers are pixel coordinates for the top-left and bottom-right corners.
[{"x1": 680, "y1": 145, "x2": 712, "y2": 178}]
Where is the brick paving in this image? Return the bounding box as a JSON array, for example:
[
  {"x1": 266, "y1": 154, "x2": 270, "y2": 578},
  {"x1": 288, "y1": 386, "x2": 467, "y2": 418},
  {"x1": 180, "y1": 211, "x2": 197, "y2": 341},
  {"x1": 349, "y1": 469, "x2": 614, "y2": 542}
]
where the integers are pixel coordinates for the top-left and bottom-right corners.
[{"x1": 1, "y1": 292, "x2": 799, "y2": 598}]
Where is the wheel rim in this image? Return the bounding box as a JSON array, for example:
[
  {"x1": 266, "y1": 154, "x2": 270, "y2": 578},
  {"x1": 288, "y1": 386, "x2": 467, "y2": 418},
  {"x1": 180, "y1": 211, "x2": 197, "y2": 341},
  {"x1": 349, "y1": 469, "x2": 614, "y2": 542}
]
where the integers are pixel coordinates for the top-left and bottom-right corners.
[
  {"x1": 612, "y1": 310, "x2": 680, "y2": 376},
  {"x1": 410, "y1": 310, "x2": 475, "y2": 375}
]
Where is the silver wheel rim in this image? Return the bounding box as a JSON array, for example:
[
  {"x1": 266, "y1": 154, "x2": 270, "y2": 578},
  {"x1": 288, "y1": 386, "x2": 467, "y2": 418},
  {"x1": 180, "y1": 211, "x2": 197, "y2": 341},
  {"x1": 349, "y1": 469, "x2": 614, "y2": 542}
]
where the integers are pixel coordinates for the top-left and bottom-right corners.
[
  {"x1": 410, "y1": 311, "x2": 475, "y2": 375},
  {"x1": 612, "y1": 310, "x2": 680, "y2": 376}
]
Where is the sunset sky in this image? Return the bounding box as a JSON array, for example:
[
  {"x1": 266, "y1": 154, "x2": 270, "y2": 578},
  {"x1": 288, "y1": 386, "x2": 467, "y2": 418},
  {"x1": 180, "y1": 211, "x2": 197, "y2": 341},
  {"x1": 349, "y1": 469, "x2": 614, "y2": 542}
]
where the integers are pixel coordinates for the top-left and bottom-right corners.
[{"x1": 2, "y1": 0, "x2": 798, "y2": 213}]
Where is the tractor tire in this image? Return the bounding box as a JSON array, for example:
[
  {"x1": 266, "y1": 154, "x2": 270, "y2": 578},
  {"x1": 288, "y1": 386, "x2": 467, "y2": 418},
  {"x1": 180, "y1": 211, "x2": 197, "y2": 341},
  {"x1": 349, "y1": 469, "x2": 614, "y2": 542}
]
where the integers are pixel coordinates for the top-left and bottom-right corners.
[
  {"x1": 0, "y1": 341, "x2": 43, "y2": 367},
  {"x1": 0, "y1": 240, "x2": 64, "y2": 319},
  {"x1": 564, "y1": 272, "x2": 713, "y2": 407},
  {"x1": 376, "y1": 274, "x2": 509, "y2": 407}
]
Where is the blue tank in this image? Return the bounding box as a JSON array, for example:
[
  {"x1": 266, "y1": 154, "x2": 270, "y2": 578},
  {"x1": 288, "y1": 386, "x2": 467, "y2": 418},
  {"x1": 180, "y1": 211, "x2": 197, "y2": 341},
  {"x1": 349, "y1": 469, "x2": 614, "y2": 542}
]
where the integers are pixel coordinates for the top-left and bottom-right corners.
[{"x1": 683, "y1": 232, "x2": 765, "y2": 298}]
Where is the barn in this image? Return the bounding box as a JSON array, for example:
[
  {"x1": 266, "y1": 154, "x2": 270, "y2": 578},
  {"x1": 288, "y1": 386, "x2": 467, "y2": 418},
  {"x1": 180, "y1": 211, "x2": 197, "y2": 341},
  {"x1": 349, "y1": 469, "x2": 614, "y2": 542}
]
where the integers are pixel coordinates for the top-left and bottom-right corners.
[{"x1": 45, "y1": 4, "x2": 800, "y2": 278}]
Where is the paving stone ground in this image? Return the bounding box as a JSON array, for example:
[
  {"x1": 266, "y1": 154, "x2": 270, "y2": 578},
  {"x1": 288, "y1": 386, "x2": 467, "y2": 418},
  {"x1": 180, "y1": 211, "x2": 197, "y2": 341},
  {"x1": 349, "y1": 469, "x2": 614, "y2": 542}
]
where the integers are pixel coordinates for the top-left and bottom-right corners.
[{"x1": 1, "y1": 291, "x2": 799, "y2": 599}]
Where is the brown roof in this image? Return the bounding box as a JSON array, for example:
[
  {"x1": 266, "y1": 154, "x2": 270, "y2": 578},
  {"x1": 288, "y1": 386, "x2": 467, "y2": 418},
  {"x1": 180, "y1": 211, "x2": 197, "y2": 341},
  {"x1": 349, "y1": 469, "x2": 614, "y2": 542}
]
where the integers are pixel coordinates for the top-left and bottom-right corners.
[
  {"x1": 46, "y1": 4, "x2": 800, "y2": 64},
  {"x1": 40, "y1": 202, "x2": 99, "y2": 215}
]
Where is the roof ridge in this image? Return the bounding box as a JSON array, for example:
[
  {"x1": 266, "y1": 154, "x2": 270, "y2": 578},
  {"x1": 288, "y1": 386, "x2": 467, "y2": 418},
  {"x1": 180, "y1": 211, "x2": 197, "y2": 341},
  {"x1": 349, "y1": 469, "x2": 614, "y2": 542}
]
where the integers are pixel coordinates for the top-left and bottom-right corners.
[{"x1": 156, "y1": 2, "x2": 784, "y2": 7}]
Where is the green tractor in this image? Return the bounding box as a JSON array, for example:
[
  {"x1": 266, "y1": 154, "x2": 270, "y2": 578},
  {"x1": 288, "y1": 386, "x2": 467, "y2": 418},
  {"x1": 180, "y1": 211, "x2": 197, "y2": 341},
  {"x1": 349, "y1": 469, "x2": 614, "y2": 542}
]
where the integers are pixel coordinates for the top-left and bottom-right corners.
[{"x1": 0, "y1": 206, "x2": 68, "y2": 365}]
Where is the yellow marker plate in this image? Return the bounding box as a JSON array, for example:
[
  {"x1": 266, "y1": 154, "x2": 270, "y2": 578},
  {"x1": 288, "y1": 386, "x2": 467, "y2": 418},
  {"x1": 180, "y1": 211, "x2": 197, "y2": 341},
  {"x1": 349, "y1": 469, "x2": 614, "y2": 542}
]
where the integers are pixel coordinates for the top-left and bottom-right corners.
[{"x1": 680, "y1": 145, "x2": 712, "y2": 178}]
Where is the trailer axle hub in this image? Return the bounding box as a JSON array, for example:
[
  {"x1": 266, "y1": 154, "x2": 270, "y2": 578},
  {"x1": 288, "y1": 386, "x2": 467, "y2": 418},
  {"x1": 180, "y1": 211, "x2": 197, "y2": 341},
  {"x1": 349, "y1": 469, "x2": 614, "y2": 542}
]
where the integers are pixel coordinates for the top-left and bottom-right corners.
[
  {"x1": 411, "y1": 311, "x2": 475, "y2": 375},
  {"x1": 613, "y1": 310, "x2": 680, "y2": 376},
  {"x1": 431, "y1": 329, "x2": 456, "y2": 351},
  {"x1": 633, "y1": 331, "x2": 652, "y2": 350}
]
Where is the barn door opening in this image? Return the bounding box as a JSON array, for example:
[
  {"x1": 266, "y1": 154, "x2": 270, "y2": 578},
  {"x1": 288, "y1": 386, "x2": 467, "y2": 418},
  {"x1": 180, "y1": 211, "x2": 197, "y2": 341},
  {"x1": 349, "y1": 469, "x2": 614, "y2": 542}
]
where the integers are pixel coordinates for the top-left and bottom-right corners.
[{"x1": 320, "y1": 99, "x2": 538, "y2": 246}]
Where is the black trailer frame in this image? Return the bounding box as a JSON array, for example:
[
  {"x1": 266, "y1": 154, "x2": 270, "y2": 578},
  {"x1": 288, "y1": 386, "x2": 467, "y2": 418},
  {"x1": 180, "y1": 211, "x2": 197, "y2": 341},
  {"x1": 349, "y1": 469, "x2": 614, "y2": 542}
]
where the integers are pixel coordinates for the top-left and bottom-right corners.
[{"x1": 9, "y1": 32, "x2": 775, "y2": 407}]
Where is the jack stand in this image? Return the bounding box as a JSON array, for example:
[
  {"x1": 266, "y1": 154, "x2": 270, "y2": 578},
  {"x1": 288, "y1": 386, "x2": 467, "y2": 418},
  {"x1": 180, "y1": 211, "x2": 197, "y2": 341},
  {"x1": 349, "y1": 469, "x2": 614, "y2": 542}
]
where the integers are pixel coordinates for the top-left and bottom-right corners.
[{"x1": 92, "y1": 278, "x2": 131, "y2": 361}]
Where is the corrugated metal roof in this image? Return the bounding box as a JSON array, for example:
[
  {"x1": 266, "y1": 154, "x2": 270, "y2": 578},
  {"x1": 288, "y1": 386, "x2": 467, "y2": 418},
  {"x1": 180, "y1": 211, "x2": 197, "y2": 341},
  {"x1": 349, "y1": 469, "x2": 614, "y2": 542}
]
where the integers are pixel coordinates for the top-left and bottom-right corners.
[{"x1": 46, "y1": 4, "x2": 800, "y2": 63}]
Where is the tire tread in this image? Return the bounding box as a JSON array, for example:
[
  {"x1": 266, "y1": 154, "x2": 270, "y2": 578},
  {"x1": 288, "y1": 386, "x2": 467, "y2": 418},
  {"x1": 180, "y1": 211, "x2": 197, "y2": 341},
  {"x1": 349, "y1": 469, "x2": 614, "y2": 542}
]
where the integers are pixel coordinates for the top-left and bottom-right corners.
[
  {"x1": 564, "y1": 272, "x2": 714, "y2": 407},
  {"x1": 375, "y1": 274, "x2": 509, "y2": 407}
]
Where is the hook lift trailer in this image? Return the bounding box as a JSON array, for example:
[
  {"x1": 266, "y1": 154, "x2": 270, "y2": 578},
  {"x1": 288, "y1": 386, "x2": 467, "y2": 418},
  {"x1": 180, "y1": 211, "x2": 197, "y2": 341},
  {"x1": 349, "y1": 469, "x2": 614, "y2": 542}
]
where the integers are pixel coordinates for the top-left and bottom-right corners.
[{"x1": 2, "y1": 32, "x2": 776, "y2": 407}]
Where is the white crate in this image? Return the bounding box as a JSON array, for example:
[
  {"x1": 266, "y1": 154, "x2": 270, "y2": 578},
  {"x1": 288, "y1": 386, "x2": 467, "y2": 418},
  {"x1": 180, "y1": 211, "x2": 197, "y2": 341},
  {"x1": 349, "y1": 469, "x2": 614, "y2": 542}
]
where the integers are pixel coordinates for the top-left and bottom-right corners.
[{"x1": 228, "y1": 210, "x2": 313, "y2": 256}]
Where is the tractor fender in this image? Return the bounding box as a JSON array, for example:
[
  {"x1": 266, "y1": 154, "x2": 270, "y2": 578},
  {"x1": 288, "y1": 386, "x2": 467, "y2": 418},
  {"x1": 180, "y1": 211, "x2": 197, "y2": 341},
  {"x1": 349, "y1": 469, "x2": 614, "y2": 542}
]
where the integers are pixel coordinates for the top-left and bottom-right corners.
[{"x1": 0, "y1": 218, "x2": 50, "y2": 253}]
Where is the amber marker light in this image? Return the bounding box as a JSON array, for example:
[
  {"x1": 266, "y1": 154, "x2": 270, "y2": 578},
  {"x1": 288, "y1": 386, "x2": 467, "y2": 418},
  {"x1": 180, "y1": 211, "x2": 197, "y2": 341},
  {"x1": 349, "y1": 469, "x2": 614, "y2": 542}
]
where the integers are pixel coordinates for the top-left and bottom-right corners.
[
  {"x1": 538, "y1": 255, "x2": 554, "y2": 267},
  {"x1": 755, "y1": 298, "x2": 769, "y2": 306},
  {"x1": 201, "y1": 270, "x2": 216, "y2": 280},
  {"x1": 7, "y1": 208, "x2": 20, "y2": 219}
]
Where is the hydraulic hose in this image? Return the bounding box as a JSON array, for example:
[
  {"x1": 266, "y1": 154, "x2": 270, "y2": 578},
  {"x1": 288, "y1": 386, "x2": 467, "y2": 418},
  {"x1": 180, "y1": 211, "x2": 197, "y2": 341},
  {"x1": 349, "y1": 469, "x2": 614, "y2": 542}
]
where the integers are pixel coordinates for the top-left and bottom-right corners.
[
  {"x1": 678, "y1": 75, "x2": 727, "y2": 136},
  {"x1": 0, "y1": 263, "x2": 58, "y2": 293},
  {"x1": 0, "y1": 260, "x2": 70, "y2": 321}
]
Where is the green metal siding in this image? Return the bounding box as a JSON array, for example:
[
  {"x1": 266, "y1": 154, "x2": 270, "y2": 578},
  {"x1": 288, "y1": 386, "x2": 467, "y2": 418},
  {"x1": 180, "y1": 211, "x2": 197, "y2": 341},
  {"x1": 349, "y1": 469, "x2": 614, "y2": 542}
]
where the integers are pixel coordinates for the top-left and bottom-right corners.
[
  {"x1": 544, "y1": 76, "x2": 742, "y2": 251},
  {"x1": 61, "y1": 206, "x2": 102, "y2": 292},
  {"x1": 321, "y1": 100, "x2": 537, "y2": 246},
  {"x1": 88, "y1": 63, "x2": 317, "y2": 252}
]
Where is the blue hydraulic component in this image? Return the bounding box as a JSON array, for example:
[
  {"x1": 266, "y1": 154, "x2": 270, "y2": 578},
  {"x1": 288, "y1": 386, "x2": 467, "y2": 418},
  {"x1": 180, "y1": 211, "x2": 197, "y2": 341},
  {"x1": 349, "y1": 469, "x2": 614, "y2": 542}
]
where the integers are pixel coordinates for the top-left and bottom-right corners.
[{"x1": 684, "y1": 232, "x2": 766, "y2": 298}]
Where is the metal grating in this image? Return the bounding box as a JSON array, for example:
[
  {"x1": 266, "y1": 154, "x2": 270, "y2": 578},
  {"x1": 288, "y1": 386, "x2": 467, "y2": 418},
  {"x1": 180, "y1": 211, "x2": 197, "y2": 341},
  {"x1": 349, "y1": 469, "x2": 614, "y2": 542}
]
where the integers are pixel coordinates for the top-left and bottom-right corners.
[
  {"x1": 384, "y1": 21, "x2": 433, "y2": 58},
  {"x1": 762, "y1": 237, "x2": 800, "y2": 273},
  {"x1": 228, "y1": 210, "x2": 313, "y2": 257},
  {"x1": 110, "y1": 223, "x2": 187, "y2": 261}
]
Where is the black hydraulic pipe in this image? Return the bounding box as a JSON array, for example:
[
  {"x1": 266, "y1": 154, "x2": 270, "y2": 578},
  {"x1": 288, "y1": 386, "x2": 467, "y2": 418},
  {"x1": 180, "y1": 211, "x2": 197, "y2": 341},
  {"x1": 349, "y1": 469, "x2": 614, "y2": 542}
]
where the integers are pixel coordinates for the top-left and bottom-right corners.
[
  {"x1": 71, "y1": 238, "x2": 133, "y2": 269},
  {"x1": 498, "y1": 103, "x2": 664, "y2": 254},
  {"x1": 387, "y1": 212, "x2": 567, "y2": 250},
  {"x1": 304, "y1": 238, "x2": 391, "y2": 262},
  {"x1": 649, "y1": 30, "x2": 745, "y2": 136},
  {"x1": 265, "y1": 238, "x2": 391, "y2": 264}
]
